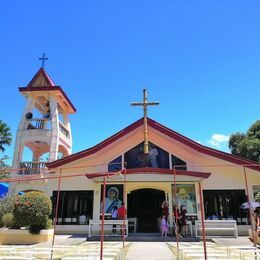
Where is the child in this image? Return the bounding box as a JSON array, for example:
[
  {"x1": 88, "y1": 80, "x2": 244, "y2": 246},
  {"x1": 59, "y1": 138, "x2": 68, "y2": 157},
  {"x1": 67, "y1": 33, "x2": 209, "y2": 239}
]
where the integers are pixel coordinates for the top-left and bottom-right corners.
[{"x1": 161, "y1": 215, "x2": 168, "y2": 237}]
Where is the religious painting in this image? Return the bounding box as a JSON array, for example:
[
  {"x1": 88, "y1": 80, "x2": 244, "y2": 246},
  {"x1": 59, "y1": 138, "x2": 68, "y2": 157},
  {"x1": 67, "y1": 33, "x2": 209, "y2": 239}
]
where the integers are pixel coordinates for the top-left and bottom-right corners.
[
  {"x1": 172, "y1": 184, "x2": 197, "y2": 214},
  {"x1": 100, "y1": 184, "x2": 124, "y2": 214},
  {"x1": 124, "y1": 142, "x2": 169, "y2": 169}
]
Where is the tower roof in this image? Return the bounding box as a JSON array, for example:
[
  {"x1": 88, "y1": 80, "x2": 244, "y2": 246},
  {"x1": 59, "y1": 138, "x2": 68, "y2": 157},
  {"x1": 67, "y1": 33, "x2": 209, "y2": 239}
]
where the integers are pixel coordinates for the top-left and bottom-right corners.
[{"x1": 19, "y1": 68, "x2": 76, "y2": 113}]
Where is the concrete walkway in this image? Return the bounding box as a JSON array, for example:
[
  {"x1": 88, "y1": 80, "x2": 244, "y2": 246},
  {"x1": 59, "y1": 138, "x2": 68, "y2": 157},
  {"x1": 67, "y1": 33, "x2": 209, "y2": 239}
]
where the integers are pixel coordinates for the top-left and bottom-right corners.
[{"x1": 126, "y1": 242, "x2": 175, "y2": 260}]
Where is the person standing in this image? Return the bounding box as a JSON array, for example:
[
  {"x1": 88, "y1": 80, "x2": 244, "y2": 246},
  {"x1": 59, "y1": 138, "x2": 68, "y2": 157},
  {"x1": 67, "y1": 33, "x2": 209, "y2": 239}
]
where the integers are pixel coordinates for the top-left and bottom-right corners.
[
  {"x1": 253, "y1": 209, "x2": 260, "y2": 236},
  {"x1": 173, "y1": 204, "x2": 182, "y2": 238},
  {"x1": 161, "y1": 214, "x2": 169, "y2": 237},
  {"x1": 111, "y1": 206, "x2": 118, "y2": 235},
  {"x1": 161, "y1": 200, "x2": 169, "y2": 220},
  {"x1": 118, "y1": 202, "x2": 127, "y2": 220},
  {"x1": 180, "y1": 205, "x2": 187, "y2": 236},
  {"x1": 118, "y1": 202, "x2": 127, "y2": 235}
]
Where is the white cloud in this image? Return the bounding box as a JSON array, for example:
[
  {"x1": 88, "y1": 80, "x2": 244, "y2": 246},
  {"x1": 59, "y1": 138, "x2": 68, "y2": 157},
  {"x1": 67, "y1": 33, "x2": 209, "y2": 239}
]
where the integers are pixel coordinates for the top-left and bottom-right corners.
[
  {"x1": 208, "y1": 134, "x2": 230, "y2": 148},
  {"x1": 212, "y1": 134, "x2": 230, "y2": 142}
]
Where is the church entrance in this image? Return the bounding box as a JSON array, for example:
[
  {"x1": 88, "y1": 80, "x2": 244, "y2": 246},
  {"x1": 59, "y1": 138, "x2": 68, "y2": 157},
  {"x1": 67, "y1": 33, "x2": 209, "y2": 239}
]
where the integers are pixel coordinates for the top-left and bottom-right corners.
[{"x1": 127, "y1": 188, "x2": 165, "y2": 233}]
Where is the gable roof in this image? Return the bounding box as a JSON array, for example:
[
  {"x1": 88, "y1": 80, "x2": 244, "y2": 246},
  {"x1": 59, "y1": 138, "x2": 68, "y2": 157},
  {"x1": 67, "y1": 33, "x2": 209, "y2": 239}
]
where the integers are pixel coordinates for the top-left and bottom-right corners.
[
  {"x1": 19, "y1": 68, "x2": 76, "y2": 113},
  {"x1": 47, "y1": 118, "x2": 260, "y2": 171}
]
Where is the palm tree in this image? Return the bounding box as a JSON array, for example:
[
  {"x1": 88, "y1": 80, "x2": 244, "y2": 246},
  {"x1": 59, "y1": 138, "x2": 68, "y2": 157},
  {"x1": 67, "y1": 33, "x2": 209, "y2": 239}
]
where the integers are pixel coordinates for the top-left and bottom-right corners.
[{"x1": 0, "y1": 120, "x2": 12, "y2": 152}]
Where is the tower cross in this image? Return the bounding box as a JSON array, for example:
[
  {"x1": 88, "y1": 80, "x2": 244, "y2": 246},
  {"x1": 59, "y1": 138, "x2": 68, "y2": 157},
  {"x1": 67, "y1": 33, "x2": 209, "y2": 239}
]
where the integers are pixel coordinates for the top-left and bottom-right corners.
[
  {"x1": 131, "y1": 89, "x2": 159, "y2": 154},
  {"x1": 38, "y1": 53, "x2": 48, "y2": 68}
]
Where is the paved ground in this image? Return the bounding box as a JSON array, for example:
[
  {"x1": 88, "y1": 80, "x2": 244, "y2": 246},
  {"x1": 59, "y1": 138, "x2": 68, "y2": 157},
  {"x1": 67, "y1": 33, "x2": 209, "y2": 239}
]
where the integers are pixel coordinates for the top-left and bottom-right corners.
[
  {"x1": 35, "y1": 234, "x2": 88, "y2": 247},
  {"x1": 126, "y1": 242, "x2": 175, "y2": 260}
]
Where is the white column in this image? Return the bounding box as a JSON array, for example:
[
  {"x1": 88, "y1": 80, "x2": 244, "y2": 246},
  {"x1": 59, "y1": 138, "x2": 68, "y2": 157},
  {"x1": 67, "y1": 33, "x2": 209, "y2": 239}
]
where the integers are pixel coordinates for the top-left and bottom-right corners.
[
  {"x1": 12, "y1": 96, "x2": 35, "y2": 169},
  {"x1": 49, "y1": 96, "x2": 59, "y2": 162}
]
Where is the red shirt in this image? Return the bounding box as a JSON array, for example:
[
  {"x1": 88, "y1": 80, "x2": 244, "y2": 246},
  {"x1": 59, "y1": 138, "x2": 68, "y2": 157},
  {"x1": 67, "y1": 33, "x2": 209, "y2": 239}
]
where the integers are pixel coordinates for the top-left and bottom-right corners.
[{"x1": 118, "y1": 207, "x2": 127, "y2": 220}]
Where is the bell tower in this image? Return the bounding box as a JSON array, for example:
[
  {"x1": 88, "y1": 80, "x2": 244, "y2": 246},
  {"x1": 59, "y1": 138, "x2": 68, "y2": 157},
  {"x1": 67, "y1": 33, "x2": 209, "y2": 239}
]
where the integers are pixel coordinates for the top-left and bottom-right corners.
[{"x1": 12, "y1": 67, "x2": 76, "y2": 175}]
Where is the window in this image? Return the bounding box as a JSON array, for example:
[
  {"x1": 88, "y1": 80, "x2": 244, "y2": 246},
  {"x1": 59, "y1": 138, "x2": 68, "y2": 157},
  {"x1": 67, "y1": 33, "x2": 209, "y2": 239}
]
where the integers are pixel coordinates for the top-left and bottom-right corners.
[
  {"x1": 203, "y1": 190, "x2": 247, "y2": 224},
  {"x1": 52, "y1": 190, "x2": 93, "y2": 225},
  {"x1": 108, "y1": 156, "x2": 122, "y2": 172},
  {"x1": 171, "y1": 155, "x2": 187, "y2": 170}
]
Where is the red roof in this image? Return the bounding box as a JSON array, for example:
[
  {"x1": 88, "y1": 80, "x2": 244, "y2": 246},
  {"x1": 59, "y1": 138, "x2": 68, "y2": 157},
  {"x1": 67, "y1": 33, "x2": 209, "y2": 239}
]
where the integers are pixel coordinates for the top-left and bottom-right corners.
[
  {"x1": 19, "y1": 68, "x2": 76, "y2": 113},
  {"x1": 47, "y1": 118, "x2": 260, "y2": 171}
]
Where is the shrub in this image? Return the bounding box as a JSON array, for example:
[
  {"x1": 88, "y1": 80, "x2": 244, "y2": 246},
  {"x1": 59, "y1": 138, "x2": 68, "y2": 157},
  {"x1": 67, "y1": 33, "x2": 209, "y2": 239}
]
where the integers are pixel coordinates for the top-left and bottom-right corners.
[
  {"x1": 0, "y1": 194, "x2": 16, "y2": 227},
  {"x1": 2, "y1": 213, "x2": 14, "y2": 227},
  {"x1": 13, "y1": 191, "x2": 52, "y2": 234}
]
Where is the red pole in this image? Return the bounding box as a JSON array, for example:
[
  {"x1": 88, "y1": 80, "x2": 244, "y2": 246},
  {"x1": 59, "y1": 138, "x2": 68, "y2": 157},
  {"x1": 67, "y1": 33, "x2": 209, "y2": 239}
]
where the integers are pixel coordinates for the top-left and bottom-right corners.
[
  {"x1": 173, "y1": 166, "x2": 179, "y2": 252},
  {"x1": 100, "y1": 176, "x2": 107, "y2": 260},
  {"x1": 51, "y1": 168, "x2": 62, "y2": 259},
  {"x1": 243, "y1": 165, "x2": 256, "y2": 247},
  {"x1": 122, "y1": 168, "x2": 127, "y2": 248},
  {"x1": 199, "y1": 182, "x2": 207, "y2": 260}
]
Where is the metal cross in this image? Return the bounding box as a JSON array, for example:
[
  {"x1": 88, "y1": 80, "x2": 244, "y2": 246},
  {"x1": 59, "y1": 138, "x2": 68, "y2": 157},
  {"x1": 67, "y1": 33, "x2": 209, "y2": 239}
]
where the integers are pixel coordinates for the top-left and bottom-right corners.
[
  {"x1": 38, "y1": 53, "x2": 48, "y2": 68},
  {"x1": 131, "y1": 89, "x2": 159, "y2": 154}
]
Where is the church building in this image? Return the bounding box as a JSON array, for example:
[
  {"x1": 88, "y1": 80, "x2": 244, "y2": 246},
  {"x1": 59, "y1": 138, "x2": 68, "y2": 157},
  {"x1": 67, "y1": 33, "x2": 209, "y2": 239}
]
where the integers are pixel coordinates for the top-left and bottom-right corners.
[{"x1": 10, "y1": 66, "x2": 260, "y2": 235}]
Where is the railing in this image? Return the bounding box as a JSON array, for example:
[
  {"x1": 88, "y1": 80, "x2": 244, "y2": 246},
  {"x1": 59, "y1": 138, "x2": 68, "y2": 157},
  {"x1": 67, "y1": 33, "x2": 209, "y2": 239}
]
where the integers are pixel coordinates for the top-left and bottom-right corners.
[
  {"x1": 59, "y1": 122, "x2": 70, "y2": 138},
  {"x1": 19, "y1": 161, "x2": 47, "y2": 175},
  {"x1": 26, "y1": 118, "x2": 50, "y2": 130}
]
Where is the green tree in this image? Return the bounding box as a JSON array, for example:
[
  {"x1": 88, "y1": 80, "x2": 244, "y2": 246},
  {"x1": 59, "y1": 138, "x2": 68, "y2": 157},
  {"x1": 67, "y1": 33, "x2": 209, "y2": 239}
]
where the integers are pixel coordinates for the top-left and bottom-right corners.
[
  {"x1": 0, "y1": 120, "x2": 12, "y2": 179},
  {"x1": 0, "y1": 120, "x2": 12, "y2": 152},
  {"x1": 229, "y1": 120, "x2": 260, "y2": 163}
]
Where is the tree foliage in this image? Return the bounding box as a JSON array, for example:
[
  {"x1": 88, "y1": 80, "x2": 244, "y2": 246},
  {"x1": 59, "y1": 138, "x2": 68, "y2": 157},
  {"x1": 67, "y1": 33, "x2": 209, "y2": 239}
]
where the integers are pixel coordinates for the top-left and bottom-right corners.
[
  {"x1": 13, "y1": 191, "x2": 52, "y2": 234},
  {"x1": 0, "y1": 120, "x2": 12, "y2": 179},
  {"x1": 229, "y1": 120, "x2": 260, "y2": 163},
  {"x1": 0, "y1": 120, "x2": 12, "y2": 152}
]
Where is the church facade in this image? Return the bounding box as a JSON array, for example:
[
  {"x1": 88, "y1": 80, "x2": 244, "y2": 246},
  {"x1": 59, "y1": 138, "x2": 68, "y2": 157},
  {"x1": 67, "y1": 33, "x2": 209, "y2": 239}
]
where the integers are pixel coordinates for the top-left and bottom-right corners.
[{"x1": 10, "y1": 67, "x2": 260, "y2": 235}]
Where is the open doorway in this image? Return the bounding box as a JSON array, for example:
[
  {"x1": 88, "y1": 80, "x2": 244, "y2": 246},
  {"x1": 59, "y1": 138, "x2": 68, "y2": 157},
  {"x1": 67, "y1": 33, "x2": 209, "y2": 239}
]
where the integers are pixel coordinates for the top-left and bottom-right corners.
[{"x1": 127, "y1": 188, "x2": 165, "y2": 233}]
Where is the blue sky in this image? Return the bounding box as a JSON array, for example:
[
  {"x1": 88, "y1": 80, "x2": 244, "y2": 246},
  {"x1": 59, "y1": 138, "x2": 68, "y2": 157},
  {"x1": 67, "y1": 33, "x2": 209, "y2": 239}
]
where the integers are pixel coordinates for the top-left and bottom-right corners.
[{"x1": 1, "y1": 1, "x2": 260, "y2": 162}]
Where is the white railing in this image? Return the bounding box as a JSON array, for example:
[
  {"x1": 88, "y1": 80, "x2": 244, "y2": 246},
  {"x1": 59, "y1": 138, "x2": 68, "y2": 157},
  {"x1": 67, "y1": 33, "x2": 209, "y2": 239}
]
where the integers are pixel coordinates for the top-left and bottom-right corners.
[
  {"x1": 19, "y1": 161, "x2": 47, "y2": 175},
  {"x1": 26, "y1": 118, "x2": 50, "y2": 130},
  {"x1": 59, "y1": 121, "x2": 70, "y2": 138}
]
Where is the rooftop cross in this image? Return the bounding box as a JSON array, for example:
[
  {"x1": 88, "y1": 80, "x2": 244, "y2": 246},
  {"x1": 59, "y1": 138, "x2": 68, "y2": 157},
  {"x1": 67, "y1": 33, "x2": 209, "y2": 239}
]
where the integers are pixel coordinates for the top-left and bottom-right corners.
[
  {"x1": 38, "y1": 53, "x2": 48, "y2": 68},
  {"x1": 131, "y1": 89, "x2": 159, "y2": 154}
]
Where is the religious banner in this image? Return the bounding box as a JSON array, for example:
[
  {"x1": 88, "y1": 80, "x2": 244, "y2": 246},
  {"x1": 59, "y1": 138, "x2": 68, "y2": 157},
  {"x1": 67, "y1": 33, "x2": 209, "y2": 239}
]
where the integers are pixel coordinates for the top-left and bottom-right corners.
[
  {"x1": 100, "y1": 184, "x2": 123, "y2": 214},
  {"x1": 172, "y1": 184, "x2": 197, "y2": 214},
  {"x1": 124, "y1": 142, "x2": 169, "y2": 169}
]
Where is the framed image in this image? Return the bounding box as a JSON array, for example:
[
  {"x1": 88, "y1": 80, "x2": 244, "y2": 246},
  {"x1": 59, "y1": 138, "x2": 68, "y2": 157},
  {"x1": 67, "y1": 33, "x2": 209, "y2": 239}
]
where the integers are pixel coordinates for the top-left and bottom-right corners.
[
  {"x1": 100, "y1": 184, "x2": 123, "y2": 213},
  {"x1": 172, "y1": 184, "x2": 197, "y2": 214}
]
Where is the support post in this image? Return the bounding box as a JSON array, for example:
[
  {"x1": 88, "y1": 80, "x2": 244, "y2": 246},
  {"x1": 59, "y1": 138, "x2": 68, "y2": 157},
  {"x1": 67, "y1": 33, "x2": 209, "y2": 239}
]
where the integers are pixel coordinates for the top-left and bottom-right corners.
[
  {"x1": 173, "y1": 166, "x2": 179, "y2": 253},
  {"x1": 199, "y1": 182, "x2": 207, "y2": 260},
  {"x1": 51, "y1": 168, "x2": 62, "y2": 260},
  {"x1": 243, "y1": 165, "x2": 256, "y2": 247},
  {"x1": 100, "y1": 176, "x2": 107, "y2": 260},
  {"x1": 122, "y1": 168, "x2": 127, "y2": 248}
]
